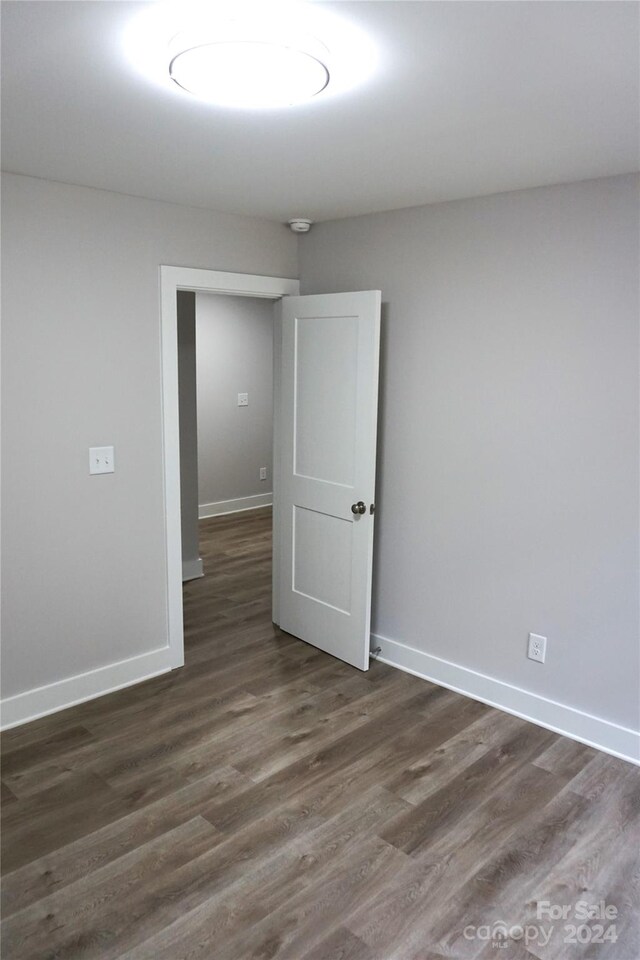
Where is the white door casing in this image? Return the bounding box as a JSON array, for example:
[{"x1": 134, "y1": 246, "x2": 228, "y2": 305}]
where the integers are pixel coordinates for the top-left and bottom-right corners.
[{"x1": 278, "y1": 291, "x2": 382, "y2": 670}]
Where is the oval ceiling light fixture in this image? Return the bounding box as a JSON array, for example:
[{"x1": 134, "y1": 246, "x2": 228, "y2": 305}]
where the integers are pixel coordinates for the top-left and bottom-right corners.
[
  {"x1": 168, "y1": 24, "x2": 330, "y2": 108},
  {"x1": 124, "y1": 1, "x2": 378, "y2": 109}
]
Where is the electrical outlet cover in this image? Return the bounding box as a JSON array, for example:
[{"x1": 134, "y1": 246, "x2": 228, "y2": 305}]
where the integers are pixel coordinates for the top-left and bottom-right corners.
[{"x1": 527, "y1": 632, "x2": 547, "y2": 663}]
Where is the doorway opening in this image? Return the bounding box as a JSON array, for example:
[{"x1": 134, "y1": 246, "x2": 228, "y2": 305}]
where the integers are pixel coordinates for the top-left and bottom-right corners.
[
  {"x1": 160, "y1": 266, "x2": 300, "y2": 671},
  {"x1": 177, "y1": 290, "x2": 278, "y2": 661}
]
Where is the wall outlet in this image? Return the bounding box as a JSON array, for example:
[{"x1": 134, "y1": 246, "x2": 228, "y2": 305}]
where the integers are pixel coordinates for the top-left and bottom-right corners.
[
  {"x1": 237, "y1": 392, "x2": 249, "y2": 406},
  {"x1": 89, "y1": 446, "x2": 115, "y2": 475},
  {"x1": 527, "y1": 633, "x2": 547, "y2": 663},
  {"x1": 259, "y1": 467, "x2": 267, "y2": 481}
]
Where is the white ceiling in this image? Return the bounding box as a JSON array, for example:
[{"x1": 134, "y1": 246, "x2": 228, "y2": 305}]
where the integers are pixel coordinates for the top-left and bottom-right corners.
[{"x1": 2, "y1": 1, "x2": 638, "y2": 223}]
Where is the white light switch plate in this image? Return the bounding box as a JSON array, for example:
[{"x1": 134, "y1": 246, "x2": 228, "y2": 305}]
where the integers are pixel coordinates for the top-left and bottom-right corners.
[
  {"x1": 237, "y1": 393, "x2": 249, "y2": 406},
  {"x1": 89, "y1": 446, "x2": 115, "y2": 475}
]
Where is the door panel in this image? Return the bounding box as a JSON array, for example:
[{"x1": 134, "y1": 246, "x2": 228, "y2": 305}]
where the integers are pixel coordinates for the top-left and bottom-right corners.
[
  {"x1": 293, "y1": 505, "x2": 353, "y2": 613},
  {"x1": 294, "y1": 315, "x2": 358, "y2": 485},
  {"x1": 278, "y1": 291, "x2": 381, "y2": 670}
]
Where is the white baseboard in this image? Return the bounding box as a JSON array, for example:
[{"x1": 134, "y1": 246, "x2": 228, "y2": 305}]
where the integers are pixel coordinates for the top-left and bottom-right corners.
[
  {"x1": 199, "y1": 493, "x2": 273, "y2": 518},
  {"x1": 371, "y1": 633, "x2": 640, "y2": 766},
  {"x1": 0, "y1": 646, "x2": 178, "y2": 731},
  {"x1": 182, "y1": 557, "x2": 204, "y2": 581}
]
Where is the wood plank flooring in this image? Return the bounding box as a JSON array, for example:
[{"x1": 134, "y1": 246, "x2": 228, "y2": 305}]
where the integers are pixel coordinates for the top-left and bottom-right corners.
[{"x1": 2, "y1": 508, "x2": 639, "y2": 959}]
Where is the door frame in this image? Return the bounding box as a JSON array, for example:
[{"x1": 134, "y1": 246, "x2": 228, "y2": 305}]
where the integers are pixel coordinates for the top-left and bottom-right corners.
[{"x1": 160, "y1": 266, "x2": 300, "y2": 669}]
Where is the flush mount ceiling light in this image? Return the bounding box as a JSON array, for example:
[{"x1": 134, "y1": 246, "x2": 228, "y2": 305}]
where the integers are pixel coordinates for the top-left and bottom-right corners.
[
  {"x1": 124, "y1": 1, "x2": 377, "y2": 110},
  {"x1": 168, "y1": 25, "x2": 330, "y2": 108}
]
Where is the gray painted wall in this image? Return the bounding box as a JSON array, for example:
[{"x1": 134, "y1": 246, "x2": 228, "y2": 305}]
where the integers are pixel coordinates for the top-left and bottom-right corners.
[
  {"x1": 1, "y1": 172, "x2": 296, "y2": 700},
  {"x1": 177, "y1": 291, "x2": 199, "y2": 572},
  {"x1": 298, "y1": 174, "x2": 639, "y2": 732},
  {"x1": 196, "y1": 293, "x2": 274, "y2": 509}
]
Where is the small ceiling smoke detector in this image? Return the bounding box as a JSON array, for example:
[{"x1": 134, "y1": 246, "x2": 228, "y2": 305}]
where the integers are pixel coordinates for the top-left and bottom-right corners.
[{"x1": 288, "y1": 218, "x2": 313, "y2": 233}]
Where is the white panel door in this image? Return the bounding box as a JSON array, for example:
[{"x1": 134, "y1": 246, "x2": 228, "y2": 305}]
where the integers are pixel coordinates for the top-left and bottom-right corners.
[{"x1": 278, "y1": 290, "x2": 381, "y2": 670}]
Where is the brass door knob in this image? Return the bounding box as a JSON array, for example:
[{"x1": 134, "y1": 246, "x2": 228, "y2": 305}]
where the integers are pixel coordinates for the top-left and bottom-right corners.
[{"x1": 351, "y1": 501, "x2": 366, "y2": 515}]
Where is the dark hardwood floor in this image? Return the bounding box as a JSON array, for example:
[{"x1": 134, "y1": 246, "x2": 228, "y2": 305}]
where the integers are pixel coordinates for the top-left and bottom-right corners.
[{"x1": 2, "y1": 508, "x2": 639, "y2": 959}]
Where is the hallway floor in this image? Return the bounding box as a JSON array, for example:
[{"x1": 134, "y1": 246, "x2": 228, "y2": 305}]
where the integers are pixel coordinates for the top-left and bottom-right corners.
[{"x1": 1, "y1": 509, "x2": 639, "y2": 959}]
